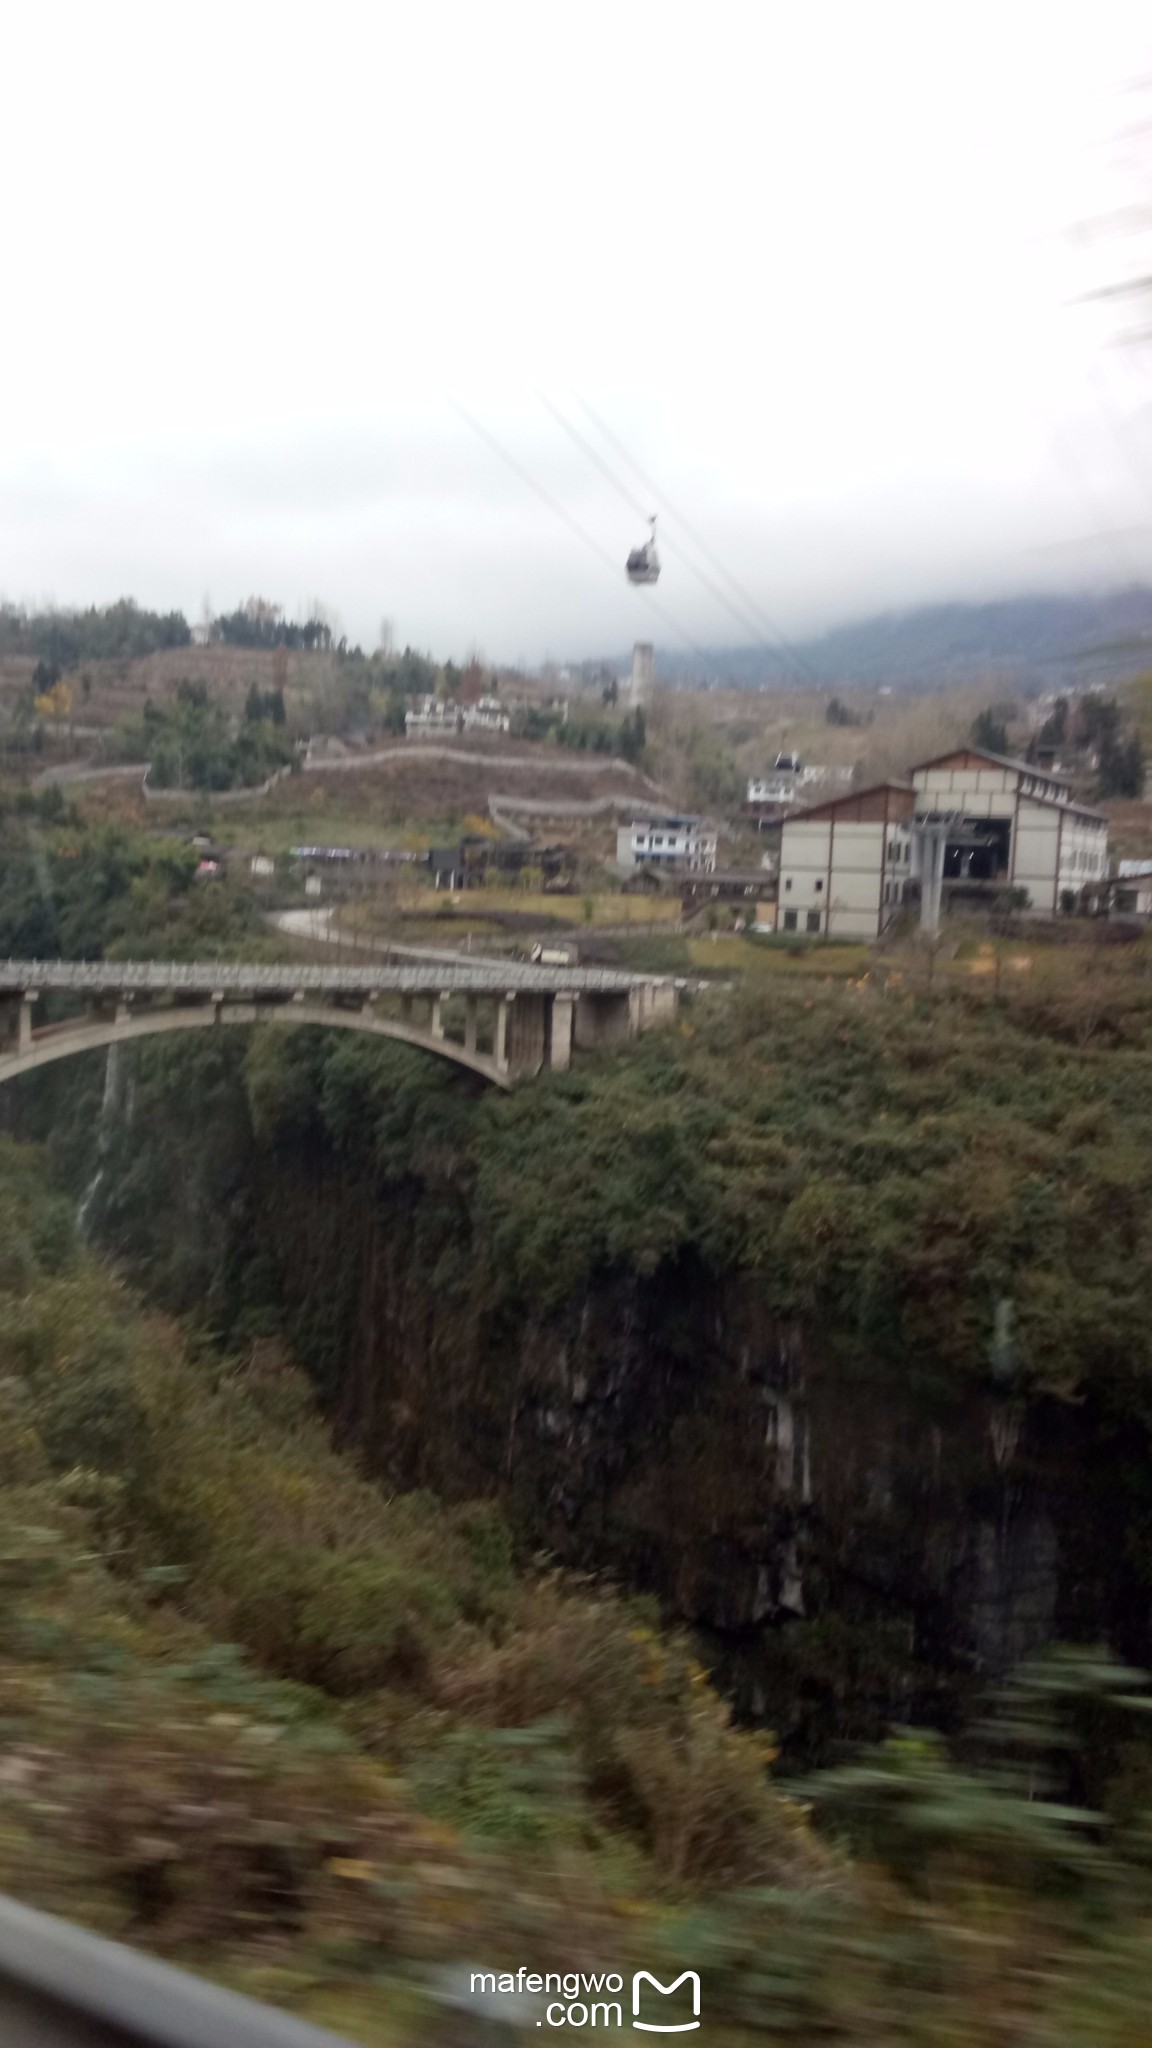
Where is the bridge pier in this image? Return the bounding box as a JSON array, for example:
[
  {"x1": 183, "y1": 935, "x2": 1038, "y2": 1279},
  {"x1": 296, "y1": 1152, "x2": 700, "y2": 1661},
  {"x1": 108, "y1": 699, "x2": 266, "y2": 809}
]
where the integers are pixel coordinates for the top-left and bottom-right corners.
[
  {"x1": 628, "y1": 981, "x2": 678, "y2": 1033},
  {"x1": 550, "y1": 993, "x2": 574, "y2": 1072},
  {"x1": 574, "y1": 990, "x2": 633, "y2": 1050},
  {"x1": 0, "y1": 993, "x2": 37, "y2": 1055},
  {"x1": 507, "y1": 992, "x2": 548, "y2": 1077}
]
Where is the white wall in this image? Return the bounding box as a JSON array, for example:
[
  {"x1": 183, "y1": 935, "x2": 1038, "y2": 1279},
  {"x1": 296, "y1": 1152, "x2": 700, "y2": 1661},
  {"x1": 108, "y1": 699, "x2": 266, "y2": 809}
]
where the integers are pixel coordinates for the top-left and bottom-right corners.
[
  {"x1": 1057, "y1": 814, "x2": 1109, "y2": 904},
  {"x1": 913, "y1": 763, "x2": 1067, "y2": 806},
  {"x1": 1013, "y1": 799, "x2": 1062, "y2": 911},
  {"x1": 778, "y1": 818, "x2": 894, "y2": 938}
]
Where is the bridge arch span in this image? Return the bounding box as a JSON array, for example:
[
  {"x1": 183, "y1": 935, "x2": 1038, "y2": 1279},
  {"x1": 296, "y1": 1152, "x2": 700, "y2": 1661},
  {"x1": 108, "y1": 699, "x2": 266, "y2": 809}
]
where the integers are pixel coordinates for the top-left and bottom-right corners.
[{"x1": 0, "y1": 1001, "x2": 511, "y2": 1090}]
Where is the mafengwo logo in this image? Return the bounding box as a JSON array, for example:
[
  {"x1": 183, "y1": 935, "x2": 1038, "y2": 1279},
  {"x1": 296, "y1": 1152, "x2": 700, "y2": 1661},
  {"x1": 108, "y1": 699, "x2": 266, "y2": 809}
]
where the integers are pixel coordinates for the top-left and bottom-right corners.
[{"x1": 632, "y1": 1971, "x2": 701, "y2": 2032}]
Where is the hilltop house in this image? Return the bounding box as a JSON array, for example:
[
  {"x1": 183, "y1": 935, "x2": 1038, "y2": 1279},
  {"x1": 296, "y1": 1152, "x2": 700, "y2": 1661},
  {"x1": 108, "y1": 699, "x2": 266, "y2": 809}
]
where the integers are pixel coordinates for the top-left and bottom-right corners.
[
  {"x1": 616, "y1": 815, "x2": 718, "y2": 874},
  {"x1": 405, "y1": 695, "x2": 510, "y2": 737},
  {"x1": 747, "y1": 758, "x2": 855, "y2": 825}
]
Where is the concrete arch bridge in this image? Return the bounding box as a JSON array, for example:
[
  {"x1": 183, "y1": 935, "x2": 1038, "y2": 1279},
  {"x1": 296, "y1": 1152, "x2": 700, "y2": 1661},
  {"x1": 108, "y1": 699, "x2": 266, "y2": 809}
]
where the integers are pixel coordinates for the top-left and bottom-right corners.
[{"x1": 0, "y1": 960, "x2": 680, "y2": 1091}]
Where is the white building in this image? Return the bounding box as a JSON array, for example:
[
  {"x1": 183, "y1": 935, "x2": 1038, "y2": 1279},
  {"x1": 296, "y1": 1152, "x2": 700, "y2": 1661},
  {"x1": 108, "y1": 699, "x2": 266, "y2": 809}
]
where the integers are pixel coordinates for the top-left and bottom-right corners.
[
  {"x1": 777, "y1": 783, "x2": 914, "y2": 937},
  {"x1": 911, "y1": 749, "x2": 1107, "y2": 915},
  {"x1": 777, "y1": 746, "x2": 1109, "y2": 939},
  {"x1": 466, "y1": 696, "x2": 511, "y2": 733},
  {"x1": 406, "y1": 696, "x2": 460, "y2": 735},
  {"x1": 616, "y1": 815, "x2": 718, "y2": 874},
  {"x1": 747, "y1": 761, "x2": 855, "y2": 818},
  {"x1": 405, "y1": 695, "x2": 510, "y2": 736},
  {"x1": 1115, "y1": 861, "x2": 1152, "y2": 915},
  {"x1": 747, "y1": 773, "x2": 800, "y2": 808}
]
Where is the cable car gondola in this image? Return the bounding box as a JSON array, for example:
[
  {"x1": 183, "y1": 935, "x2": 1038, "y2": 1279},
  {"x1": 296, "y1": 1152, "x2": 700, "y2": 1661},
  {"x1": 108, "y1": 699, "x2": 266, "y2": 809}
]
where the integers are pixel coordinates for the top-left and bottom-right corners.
[{"x1": 626, "y1": 515, "x2": 661, "y2": 585}]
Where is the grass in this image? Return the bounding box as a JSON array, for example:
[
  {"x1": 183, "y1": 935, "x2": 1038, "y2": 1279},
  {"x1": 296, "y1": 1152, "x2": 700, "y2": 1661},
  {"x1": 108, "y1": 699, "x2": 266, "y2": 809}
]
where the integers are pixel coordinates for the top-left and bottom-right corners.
[
  {"x1": 392, "y1": 887, "x2": 682, "y2": 926},
  {"x1": 686, "y1": 934, "x2": 873, "y2": 978}
]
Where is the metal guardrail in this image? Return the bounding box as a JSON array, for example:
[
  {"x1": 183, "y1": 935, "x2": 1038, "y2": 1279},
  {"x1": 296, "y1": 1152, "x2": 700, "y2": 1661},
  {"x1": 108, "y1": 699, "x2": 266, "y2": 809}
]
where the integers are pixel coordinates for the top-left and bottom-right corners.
[
  {"x1": 0, "y1": 959, "x2": 663, "y2": 998},
  {"x1": 0, "y1": 1892, "x2": 358, "y2": 2047}
]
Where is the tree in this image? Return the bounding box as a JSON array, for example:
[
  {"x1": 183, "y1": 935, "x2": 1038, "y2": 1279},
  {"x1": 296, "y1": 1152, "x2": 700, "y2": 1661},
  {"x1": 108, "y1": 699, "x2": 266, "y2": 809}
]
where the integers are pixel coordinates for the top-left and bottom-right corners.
[
  {"x1": 1099, "y1": 729, "x2": 1145, "y2": 799},
  {"x1": 244, "y1": 685, "x2": 287, "y2": 727},
  {"x1": 34, "y1": 678, "x2": 73, "y2": 743},
  {"x1": 1037, "y1": 697, "x2": 1068, "y2": 748},
  {"x1": 971, "y1": 709, "x2": 1009, "y2": 754},
  {"x1": 826, "y1": 696, "x2": 858, "y2": 727},
  {"x1": 1076, "y1": 693, "x2": 1121, "y2": 753}
]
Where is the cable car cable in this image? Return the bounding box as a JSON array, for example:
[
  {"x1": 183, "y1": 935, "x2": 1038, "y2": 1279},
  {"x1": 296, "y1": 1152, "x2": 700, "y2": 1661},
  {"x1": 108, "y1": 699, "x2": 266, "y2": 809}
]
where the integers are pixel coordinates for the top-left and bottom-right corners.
[
  {"x1": 453, "y1": 403, "x2": 713, "y2": 658},
  {"x1": 574, "y1": 390, "x2": 821, "y2": 682},
  {"x1": 572, "y1": 392, "x2": 823, "y2": 684},
  {"x1": 539, "y1": 396, "x2": 800, "y2": 667}
]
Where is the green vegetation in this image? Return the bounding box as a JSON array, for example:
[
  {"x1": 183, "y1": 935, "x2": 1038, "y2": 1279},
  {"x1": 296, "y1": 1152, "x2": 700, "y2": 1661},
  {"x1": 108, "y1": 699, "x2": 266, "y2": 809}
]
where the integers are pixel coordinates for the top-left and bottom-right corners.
[
  {"x1": 213, "y1": 599, "x2": 333, "y2": 650},
  {"x1": 118, "y1": 680, "x2": 296, "y2": 791},
  {"x1": 512, "y1": 705, "x2": 647, "y2": 762},
  {"x1": 970, "y1": 706, "x2": 1011, "y2": 753},
  {"x1": 0, "y1": 805, "x2": 270, "y2": 960},
  {"x1": 8, "y1": 1116, "x2": 1152, "y2": 2037},
  {"x1": 1077, "y1": 693, "x2": 1145, "y2": 798},
  {"x1": 0, "y1": 597, "x2": 190, "y2": 665},
  {"x1": 825, "y1": 695, "x2": 863, "y2": 727},
  {"x1": 0, "y1": 1132, "x2": 830, "y2": 2036}
]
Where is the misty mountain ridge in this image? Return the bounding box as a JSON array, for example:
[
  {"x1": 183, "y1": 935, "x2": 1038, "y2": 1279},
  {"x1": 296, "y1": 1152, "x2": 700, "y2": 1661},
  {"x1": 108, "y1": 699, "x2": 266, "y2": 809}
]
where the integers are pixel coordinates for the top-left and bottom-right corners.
[{"x1": 635, "y1": 586, "x2": 1152, "y2": 695}]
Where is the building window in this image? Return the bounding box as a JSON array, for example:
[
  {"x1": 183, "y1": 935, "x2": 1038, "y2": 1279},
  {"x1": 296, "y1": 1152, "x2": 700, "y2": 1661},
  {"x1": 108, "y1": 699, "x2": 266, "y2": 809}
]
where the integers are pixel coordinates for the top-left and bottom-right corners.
[
  {"x1": 782, "y1": 909, "x2": 798, "y2": 931},
  {"x1": 784, "y1": 877, "x2": 792, "y2": 891},
  {"x1": 815, "y1": 878, "x2": 823, "y2": 892},
  {"x1": 806, "y1": 911, "x2": 821, "y2": 933}
]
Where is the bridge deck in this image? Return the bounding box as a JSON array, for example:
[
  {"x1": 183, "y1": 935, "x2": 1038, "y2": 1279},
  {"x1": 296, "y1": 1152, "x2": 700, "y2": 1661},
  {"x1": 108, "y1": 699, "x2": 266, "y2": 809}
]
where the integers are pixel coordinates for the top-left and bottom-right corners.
[{"x1": 0, "y1": 959, "x2": 668, "y2": 997}]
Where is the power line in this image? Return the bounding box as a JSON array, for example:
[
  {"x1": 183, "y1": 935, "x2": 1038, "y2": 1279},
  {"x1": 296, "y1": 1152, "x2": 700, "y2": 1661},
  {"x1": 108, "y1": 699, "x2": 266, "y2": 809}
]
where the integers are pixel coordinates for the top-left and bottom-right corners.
[
  {"x1": 1045, "y1": 419, "x2": 1150, "y2": 586},
  {"x1": 571, "y1": 392, "x2": 823, "y2": 684},
  {"x1": 452, "y1": 403, "x2": 712, "y2": 660},
  {"x1": 538, "y1": 394, "x2": 805, "y2": 675},
  {"x1": 537, "y1": 394, "x2": 654, "y2": 528}
]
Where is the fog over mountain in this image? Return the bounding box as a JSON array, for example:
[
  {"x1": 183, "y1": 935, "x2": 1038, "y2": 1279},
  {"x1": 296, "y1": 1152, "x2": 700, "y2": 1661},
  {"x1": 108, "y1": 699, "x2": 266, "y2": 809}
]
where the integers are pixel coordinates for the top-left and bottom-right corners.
[{"x1": 638, "y1": 587, "x2": 1152, "y2": 696}]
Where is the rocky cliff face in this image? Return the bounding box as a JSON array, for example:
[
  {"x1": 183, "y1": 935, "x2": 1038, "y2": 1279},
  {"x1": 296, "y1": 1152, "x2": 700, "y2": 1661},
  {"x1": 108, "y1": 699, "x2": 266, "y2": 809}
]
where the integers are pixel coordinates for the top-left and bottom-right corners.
[
  {"x1": 46, "y1": 1019, "x2": 1142, "y2": 1765},
  {"x1": 240, "y1": 1150, "x2": 1136, "y2": 1759}
]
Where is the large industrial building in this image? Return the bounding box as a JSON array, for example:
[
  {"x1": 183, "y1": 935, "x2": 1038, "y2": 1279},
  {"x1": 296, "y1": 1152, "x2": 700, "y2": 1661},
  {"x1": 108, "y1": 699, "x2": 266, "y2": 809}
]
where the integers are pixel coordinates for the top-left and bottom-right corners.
[{"x1": 776, "y1": 747, "x2": 1109, "y2": 939}]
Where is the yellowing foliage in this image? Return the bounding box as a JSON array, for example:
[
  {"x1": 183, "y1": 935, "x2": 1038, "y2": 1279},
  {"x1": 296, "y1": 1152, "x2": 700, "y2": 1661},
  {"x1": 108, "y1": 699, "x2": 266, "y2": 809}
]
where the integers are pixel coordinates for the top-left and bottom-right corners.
[{"x1": 34, "y1": 680, "x2": 73, "y2": 724}]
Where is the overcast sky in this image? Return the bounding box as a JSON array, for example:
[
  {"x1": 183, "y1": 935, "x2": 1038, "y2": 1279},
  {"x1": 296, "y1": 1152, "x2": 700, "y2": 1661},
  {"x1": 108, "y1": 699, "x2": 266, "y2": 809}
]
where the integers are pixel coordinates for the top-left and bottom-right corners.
[{"x1": 2, "y1": 1, "x2": 1151, "y2": 664}]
